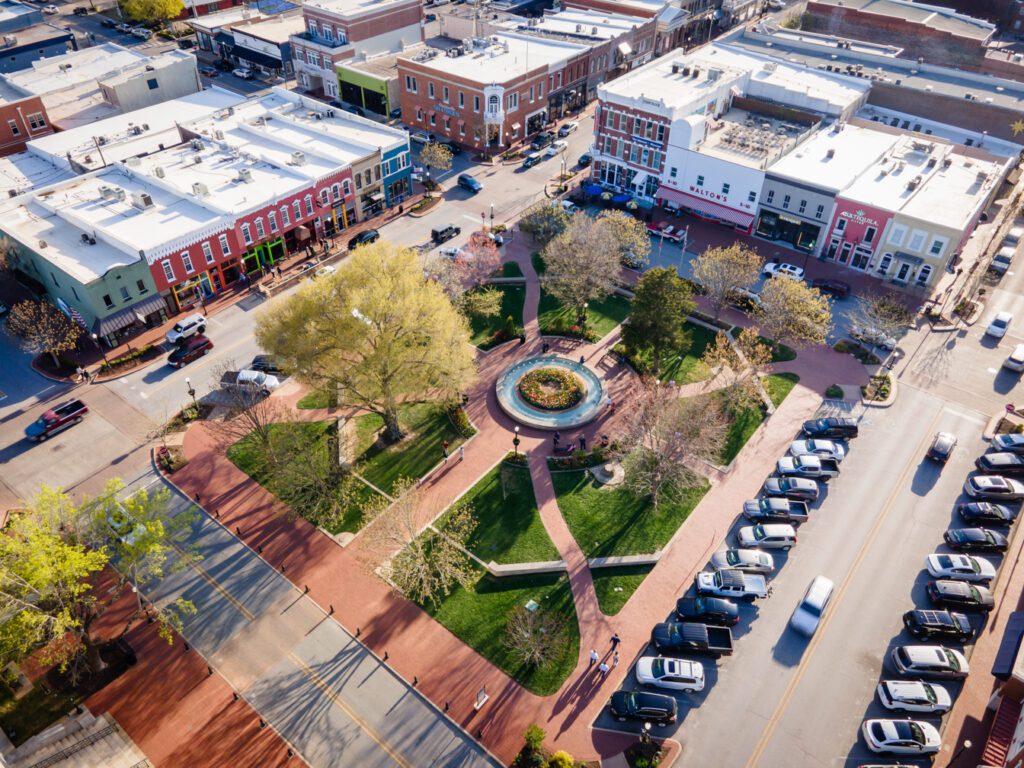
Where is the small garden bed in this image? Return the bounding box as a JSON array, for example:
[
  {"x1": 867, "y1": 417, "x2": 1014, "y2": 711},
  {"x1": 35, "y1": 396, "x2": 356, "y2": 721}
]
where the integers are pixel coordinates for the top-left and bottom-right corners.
[
  {"x1": 861, "y1": 373, "x2": 892, "y2": 402},
  {"x1": 518, "y1": 368, "x2": 584, "y2": 410},
  {"x1": 625, "y1": 742, "x2": 665, "y2": 768},
  {"x1": 408, "y1": 196, "x2": 441, "y2": 215},
  {"x1": 954, "y1": 298, "x2": 978, "y2": 318},
  {"x1": 165, "y1": 402, "x2": 214, "y2": 432},
  {"x1": 98, "y1": 344, "x2": 163, "y2": 375},
  {"x1": 156, "y1": 445, "x2": 188, "y2": 474},
  {"x1": 834, "y1": 339, "x2": 881, "y2": 365},
  {"x1": 825, "y1": 384, "x2": 844, "y2": 399},
  {"x1": 547, "y1": 444, "x2": 614, "y2": 471}
]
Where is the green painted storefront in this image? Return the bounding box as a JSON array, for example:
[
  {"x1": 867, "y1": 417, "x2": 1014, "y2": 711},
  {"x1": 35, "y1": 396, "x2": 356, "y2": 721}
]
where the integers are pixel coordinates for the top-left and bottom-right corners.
[{"x1": 337, "y1": 65, "x2": 391, "y2": 116}]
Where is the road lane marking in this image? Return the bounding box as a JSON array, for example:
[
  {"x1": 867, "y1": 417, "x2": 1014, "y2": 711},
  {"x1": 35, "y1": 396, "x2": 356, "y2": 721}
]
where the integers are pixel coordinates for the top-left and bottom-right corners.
[
  {"x1": 287, "y1": 651, "x2": 413, "y2": 768},
  {"x1": 171, "y1": 541, "x2": 255, "y2": 621},
  {"x1": 743, "y1": 407, "x2": 944, "y2": 768}
]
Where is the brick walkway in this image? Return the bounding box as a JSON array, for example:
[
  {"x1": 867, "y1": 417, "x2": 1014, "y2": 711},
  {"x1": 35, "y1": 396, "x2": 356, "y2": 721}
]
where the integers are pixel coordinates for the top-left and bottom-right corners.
[{"x1": 171, "y1": 229, "x2": 869, "y2": 764}]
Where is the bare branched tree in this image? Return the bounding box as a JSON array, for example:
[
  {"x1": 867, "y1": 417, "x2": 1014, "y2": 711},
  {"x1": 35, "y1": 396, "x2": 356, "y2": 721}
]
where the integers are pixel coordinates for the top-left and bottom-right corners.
[
  {"x1": 504, "y1": 605, "x2": 568, "y2": 668},
  {"x1": 619, "y1": 387, "x2": 726, "y2": 509},
  {"x1": 208, "y1": 359, "x2": 289, "y2": 450},
  {"x1": 427, "y1": 232, "x2": 503, "y2": 320},
  {"x1": 361, "y1": 479, "x2": 477, "y2": 608},
  {"x1": 700, "y1": 328, "x2": 772, "y2": 415},
  {"x1": 847, "y1": 290, "x2": 915, "y2": 349}
]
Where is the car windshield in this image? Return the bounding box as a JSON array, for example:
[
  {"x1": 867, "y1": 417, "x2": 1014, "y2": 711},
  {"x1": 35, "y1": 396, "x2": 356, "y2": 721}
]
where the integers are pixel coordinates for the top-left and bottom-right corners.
[
  {"x1": 651, "y1": 658, "x2": 666, "y2": 677},
  {"x1": 925, "y1": 685, "x2": 937, "y2": 703},
  {"x1": 753, "y1": 525, "x2": 766, "y2": 538},
  {"x1": 905, "y1": 722, "x2": 924, "y2": 743},
  {"x1": 943, "y1": 649, "x2": 961, "y2": 671},
  {"x1": 968, "y1": 586, "x2": 981, "y2": 603},
  {"x1": 726, "y1": 551, "x2": 739, "y2": 565},
  {"x1": 801, "y1": 600, "x2": 823, "y2": 617}
]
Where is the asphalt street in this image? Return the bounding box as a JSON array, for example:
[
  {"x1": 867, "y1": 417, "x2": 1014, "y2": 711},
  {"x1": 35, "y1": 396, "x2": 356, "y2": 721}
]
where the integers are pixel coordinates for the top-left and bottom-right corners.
[
  {"x1": 596, "y1": 386, "x2": 993, "y2": 768},
  {"x1": 126, "y1": 471, "x2": 500, "y2": 768}
]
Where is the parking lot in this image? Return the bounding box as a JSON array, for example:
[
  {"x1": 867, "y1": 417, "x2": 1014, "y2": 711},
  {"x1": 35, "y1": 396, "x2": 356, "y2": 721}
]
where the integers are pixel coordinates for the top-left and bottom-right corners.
[{"x1": 595, "y1": 384, "x2": 994, "y2": 767}]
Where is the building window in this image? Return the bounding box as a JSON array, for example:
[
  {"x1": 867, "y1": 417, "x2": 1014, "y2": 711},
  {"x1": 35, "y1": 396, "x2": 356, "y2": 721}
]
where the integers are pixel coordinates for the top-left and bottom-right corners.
[
  {"x1": 307, "y1": 19, "x2": 317, "y2": 36},
  {"x1": 908, "y1": 230, "x2": 926, "y2": 251},
  {"x1": 747, "y1": 191, "x2": 756, "y2": 203},
  {"x1": 268, "y1": 211, "x2": 278, "y2": 233},
  {"x1": 355, "y1": 173, "x2": 362, "y2": 190},
  {"x1": 320, "y1": 189, "x2": 330, "y2": 206},
  {"x1": 304, "y1": 195, "x2": 314, "y2": 216},
  {"x1": 136, "y1": 279, "x2": 147, "y2": 294},
  {"x1": 669, "y1": 167, "x2": 677, "y2": 179},
  {"x1": 332, "y1": 183, "x2": 341, "y2": 202},
  {"x1": 7, "y1": 119, "x2": 19, "y2": 136},
  {"x1": 782, "y1": 194, "x2": 791, "y2": 209},
  {"x1": 696, "y1": 175, "x2": 704, "y2": 187},
  {"x1": 929, "y1": 238, "x2": 947, "y2": 256},
  {"x1": 219, "y1": 233, "x2": 230, "y2": 255},
  {"x1": 507, "y1": 93, "x2": 518, "y2": 110},
  {"x1": 255, "y1": 218, "x2": 266, "y2": 240},
  {"x1": 405, "y1": 75, "x2": 417, "y2": 93},
  {"x1": 182, "y1": 252, "x2": 194, "y2": 272},
  {"x1": 323, "y1": 27, "x2": 332, "y2": 43},
  {"x1": 241, "y1": 223, "x2": 253, "y2": 245},
  {"x1": 474, "y1": 95, "x2": 480, "y2": 112},
  {"x1": 120, "y1": 286, "x2": 130, "y2": 301},
  {"x1": 306, "y1": 51, "x2": 320, "y2": 68},
  {"x1": 917, "y1": 264, "x2": 933, "y2": 285},
  {"x1": 429, "y1": 113, "x2": 436, "y2": 126},
  {"x1": 281, "y1": 205, "x2": 291, "y2": 226},
  {"x1": 721, "y1": 183, "x2": 730, "y2": 195},
  {"x1": 293, "y1": 200, "x2": 302, "y2": 220},
  {"x1": 529, "y1": 86, "x2": 534, "y2": 102},
  {"x1": 415, "y1": 107, "x2": 423, "y2": 123},
  {"x1": 766, "y1": 190, "x2": 774, "y2": 204},
  {"x1": 202, "y1": 241, "x2": 214, "y2": 263},
  {"x1": 815, "y1": 204, "x2": 824, "y2": 219},
  {"x1": 798, "y1": 200, "x2": 807, "y2": 214},
  {"x1": 343, "y1": 179, "x2": 351, "y2": 196},
  {"x1": 442, "y1": 86, "x2": 449, "y2": 103},
  {"x1": 836, "y1": 218, "x2": 846, "y2": 232},
  {"x1": 864, "y1": 226, "x2": 876, "y2": 244},
  {"x1": 364, "y1": 169, "x2": 372, "y2": 186},
  {"x1": 458, "y1": 91, "x2": 465, "y2": 108},
  {"x1": 162, "y1": 261, "x2": 175, "y2": 282},
  {"x1": 459, "y1": 123, "x2": 466, "y2": 136},
  {"x1": 103, "y1": 294, "x2": 114, "y2": 308},
  {"x1": 26, "y1": 112, "x2": 45, "y2": 130},
  {"x1": 428, "y1": 82, "x2": 435, "y2": 99}
]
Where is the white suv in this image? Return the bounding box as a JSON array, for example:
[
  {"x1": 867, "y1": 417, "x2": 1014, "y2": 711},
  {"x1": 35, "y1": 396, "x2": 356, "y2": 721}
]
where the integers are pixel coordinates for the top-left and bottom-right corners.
[
  {"x1": 635, "y1": 656, "x2": 705, "y2": 692},
  {"x1": 165, "y1": 313, "x2": 207, "y2": 345}
]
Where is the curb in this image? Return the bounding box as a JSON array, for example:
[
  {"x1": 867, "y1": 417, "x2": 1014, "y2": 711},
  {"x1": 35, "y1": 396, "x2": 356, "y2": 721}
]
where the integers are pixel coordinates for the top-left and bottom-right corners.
[
  {"x1": 407, "y1": 197, "x2": 443, "y2": 218},
  {"x1": 862, "y1": 372, "x2": 897, "y2": 408}
]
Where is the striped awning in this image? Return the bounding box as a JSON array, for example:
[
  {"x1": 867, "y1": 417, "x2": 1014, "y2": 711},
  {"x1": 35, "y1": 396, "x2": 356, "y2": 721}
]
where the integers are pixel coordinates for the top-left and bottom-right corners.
[
  {"x1": 93, "y1": 293, "x2": 166, "y2": 337},
  {"x1": 657, "y1": 185, "x2": 754, "y2": 229}
]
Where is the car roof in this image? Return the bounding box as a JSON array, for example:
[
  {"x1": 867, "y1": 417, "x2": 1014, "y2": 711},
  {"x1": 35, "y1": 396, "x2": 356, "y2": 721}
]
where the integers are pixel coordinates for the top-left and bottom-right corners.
[
  {"x1": 758, "y1": 523, "x2": 796, "y2": 535},
  {"x1": 901, "y1": 645, "x2": 951, "y2": 663},
  {"x1": 883, "y1": 680, "x2": 928, "y2": 697},
  {"x1": 996, "y1": 311, "x2": 1013, "y2": 321},
  {"x1": 802, "y1": 575, "x2": 834, "y2": 608}
]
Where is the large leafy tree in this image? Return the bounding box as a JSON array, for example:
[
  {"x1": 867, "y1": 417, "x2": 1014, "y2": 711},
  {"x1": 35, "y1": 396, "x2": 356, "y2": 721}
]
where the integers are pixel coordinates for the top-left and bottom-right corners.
[
  {"x1": 518, "y1": 203, "x2": 570, "y2": 248},
  {"x1": 756, "y1": 277, "x2": 832, "y2": 349},
  {"x1": 420, "y1": 142, "x2": 453, "y2": 185},
  {"x1": 621, "y1": 267, "x2": 695, "y2": 375},
  {"x1": 7, "y1": 300, "x2": 82, "y2": 367},
  {"x1": 691, "y1": 243, "x2": 762, "y2": 321},
  {"x1": 255, "y1": 241, "x2": 476, "y2": 442},
  {"x1": 121, "y1": 0, "x2": 184, "y2": 24}
]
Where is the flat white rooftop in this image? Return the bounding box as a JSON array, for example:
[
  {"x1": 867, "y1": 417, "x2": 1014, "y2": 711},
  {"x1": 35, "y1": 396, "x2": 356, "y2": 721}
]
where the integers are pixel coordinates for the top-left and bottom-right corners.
[
  {"x1": 768, "y1": 122, "x2": 901, "y2": 191},
  {"x1": 503, "y1": 8, "x2": 645, "y2": 41},
  {"x1": 568, "y1": 0, "x2": 664, "y2": 15},
  {"x1": 0, "y1": 151, "x2": 71, "y2": 196},
  {"x1": 187, "y1": 6, "x2": 268, "y2": 31},
  {"x1": 230, "y1": 15, "x2": 305, "y2": 45},
  {"x1": 303, "y1": 0, "x2": 418, "y2": 17},
  {"x1": 856, "y1": 105, "x2": 1022, "y2": 159},
  {"x1": 0, "y1": 0, "x2": 38, "y2": 27},
  {"x1": 811, "y1": 0, "x2": 995, "y2": 41},
  {"x1": 2, "y1": 44, "x2": 150, "y2": 97},
  {"x1": 902, "y1": 150, "x2": 1005, "y2": 230},
  {"x1": 404, "y1": 33, "x2": 588, "y2": 82}
]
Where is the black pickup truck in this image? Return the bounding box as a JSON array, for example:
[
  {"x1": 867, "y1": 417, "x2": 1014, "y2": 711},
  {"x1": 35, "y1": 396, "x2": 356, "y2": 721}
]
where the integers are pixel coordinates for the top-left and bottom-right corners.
[
  {"x1": 651, "y1": 622, "x2": 734, "y2": 658},
  {"x1": 24, "y1": 400, "x2": 88, "y2": 441}
]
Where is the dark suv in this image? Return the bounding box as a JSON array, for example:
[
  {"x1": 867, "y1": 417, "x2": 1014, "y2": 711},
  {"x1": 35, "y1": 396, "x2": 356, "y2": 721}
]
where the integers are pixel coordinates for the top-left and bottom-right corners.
[
  {"x1": 608, "y1": 691, "x2": 677, "y2": 726},
  {"x1": 348, "y1": 229, "x2": 380, "y2": 250},
  {"x1": 903, "y1": 609, "x2": 973, "y2": 641},
  {"x1": 431, "y1": 224, "x2": 461, "y2": 244},
  {"x1": 167, "y1": 335, "x2": 213, "y2": 368},
  {"x1": 801, "y1": 417, "x2": 858, "y2": 439},
  {"x1": 530, "y1": 131, "x2": 554, "y2": 151}
]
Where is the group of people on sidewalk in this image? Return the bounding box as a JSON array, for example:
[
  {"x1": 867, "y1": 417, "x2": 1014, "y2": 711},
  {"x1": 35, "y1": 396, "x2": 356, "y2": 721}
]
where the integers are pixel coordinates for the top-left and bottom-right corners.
[{"x1": 588, "y1": 633, "x2": 622, "y2": 680}]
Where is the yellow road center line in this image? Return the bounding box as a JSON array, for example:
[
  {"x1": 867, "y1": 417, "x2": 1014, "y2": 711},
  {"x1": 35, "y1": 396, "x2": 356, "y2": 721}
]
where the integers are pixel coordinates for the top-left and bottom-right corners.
[
  {"x1": 744, "y1": 408, "x2": 944, "y2": 768},
  {"x1": 171, "y1": 541, "x2": 255, "y2": 621}
]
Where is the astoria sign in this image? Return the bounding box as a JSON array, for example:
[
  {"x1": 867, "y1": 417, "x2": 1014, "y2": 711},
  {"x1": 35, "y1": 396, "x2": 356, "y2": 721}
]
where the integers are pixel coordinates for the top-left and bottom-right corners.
[{"x1": 839, "y1": 209, "x2": 880, "y2": 228}]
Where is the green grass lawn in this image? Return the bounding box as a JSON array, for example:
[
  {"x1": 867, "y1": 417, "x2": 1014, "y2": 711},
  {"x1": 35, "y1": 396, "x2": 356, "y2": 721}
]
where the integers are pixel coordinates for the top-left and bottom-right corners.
[
  {"x1": 0, "y1": 685, "x2": 80, "y2": 747},
  {"x1": 531, "y1": 252, "x2": 547, "y2": 276},
  {"x1": 764, "y1": 372, "x2": 800, "y2": 407},
  {"x1": 552, "y1": 470, "x2": 709, "y2": 558},
  {"x1": 501, "y1": 261, "x2": 524, "y2": 277},
  {"x1": 296, "y1": 389, "x2": 334, "y2": 410},
  {"x1": 422, "y1": 570, "x2": 579, "y2": 696},
  {"x1": 591, "y1": 564, "x2": 654, "y2": 616},
  {"x1": 353, "y1": 404, "x2": 464, "y2": 494},
  {"x1": 537, "y1": 289, "x2": 631, "y2": 339},
  {"x1": 227, "y1": 421, "x2": 376, "y2": 533},
  {"x1": 624, "y1": 321, "x2": 720, "y2": 384},
  {"x1": 469, "y1": 285, "x2": 526, "y2": 350},
  {"x1": 443, "y1": 463, "x2": 559, "y2": 564}
]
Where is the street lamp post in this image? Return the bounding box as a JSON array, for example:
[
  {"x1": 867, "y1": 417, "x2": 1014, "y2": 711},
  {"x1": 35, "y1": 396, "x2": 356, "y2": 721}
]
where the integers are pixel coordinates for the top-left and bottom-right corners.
[
  {"x1": 950, "y1": 740, "x2": 973, "y2": 766},
  {"x1": 185, "y1": 377, "x2": 198, "y2": 412},
  {"x1": 90, "y1": 333, "x2": 108, "y2": 364},
  {"x1": 489, "y1": 203, "x2": 495, "y2": 232},
  {"x1": 581, "y1": 301, "x2": 589, "y2": 329},
  {"x1": 640, "y1": 722, "x2": 652, "y2": 745},
  {"x1": 513, "y1": 425, "x2": 521, "y2": 457}
]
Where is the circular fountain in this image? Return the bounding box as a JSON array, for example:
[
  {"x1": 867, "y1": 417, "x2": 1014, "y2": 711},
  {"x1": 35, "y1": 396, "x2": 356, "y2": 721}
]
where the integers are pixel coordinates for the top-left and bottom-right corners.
[{"x1": 495, "y1": 356, "x2": 605, "y2": 430}]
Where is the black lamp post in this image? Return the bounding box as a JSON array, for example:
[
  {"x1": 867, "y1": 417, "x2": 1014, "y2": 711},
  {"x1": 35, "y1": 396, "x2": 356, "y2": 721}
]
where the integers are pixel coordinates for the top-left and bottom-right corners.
[
  {"x1": 950, "y1": 740, "x2": 972, "y2": 766},
  {"x1": 513, "y1": 426, "x2": 521, "y2": 457},
  {"x1": 185, "y1": 377, "x2": 198, "y2": 412},
  {"x1": 489, "y1": 203, "x2": 495, "y2": 232},
  {"x1": 90, "y1": 332, "x2": 108, "y2": 363}
]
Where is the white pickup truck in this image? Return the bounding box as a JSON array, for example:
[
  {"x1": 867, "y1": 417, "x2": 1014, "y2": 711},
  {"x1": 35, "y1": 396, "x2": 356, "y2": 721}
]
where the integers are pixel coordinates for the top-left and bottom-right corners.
[{"x1": 695, "y1": 569, "x2": 768, "y2": 602}]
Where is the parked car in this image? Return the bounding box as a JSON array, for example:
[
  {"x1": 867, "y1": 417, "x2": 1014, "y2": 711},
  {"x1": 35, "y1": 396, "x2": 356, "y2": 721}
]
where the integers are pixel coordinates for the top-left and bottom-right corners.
[
  {"x1": 314, "y1": 265, "x2": 336, "y2": 278},
  {"x1": 944, "y1": 527, "x2": 1009, "y2": 552},
  {"x1": 608, "y1": 691, "x2": 676, "y2": 726},
  {"x1": 116, "y1": 22, "x2": 132, "y2": 32},
  {"x1": 557, "y1": 121, "x2": 579, "y2": 137},
  {"x1": 250, "y1": 354, "x2": 285, "y2": 376},
  {"x1": 809, "y1": 278, "x2": 851, "y2": 298},
  {"x1": 959, "y1": 501, "x2": 1017, "y2": 526},
  {"x1": 889, "y1": 645, "x2": 970, "y2": 679},
  {"x1": 877, "y1": 680, "x2": 952, "y2": 714},
  {"x1": 424, "y1": 12, "x2": 437, "y2": 21},
  {"x1": 776, "y1": 454, "x2": 840, "y2": 480},
  {"x1": 986, "y1": 311, "x2": 1013, "y2": 338},
  {"x1": 737, "y1": 523, "x2": 797, "y2": 551},
  {"x1": 802, "y1": 417, "x2": 859, "y2": 439},
  {"x1": 1003, "y1": 344, "x2": 1024, "y2": 372},
  {"x1": 992, "y1": 245, "x2": 1015, "y2": 275},
  {"x1": 177, "y1": 38, "x2": 194, "y2": 49},
  {"x1": 767, "y1": 0, "x2": 786, "y2": 8},
  {"x1": 993, "y1": 434, "x2": 1024, "y2": 454},
  {"x1": 232, "y1": 67, "x2": 254, "y2": 80},
  {"x1": 167, "y1": 335, "x2": 213, "y2": 368},
  {"x1": 73, "y1": 6, "x2": 89, "y2": 14},
  {"x1": 925, "y1": 553, "x2": 996, "y2": 583},
  {"x1": 130, "y1": 27, "x2": 151, "y2": 39},
  {"x1": 457, "y1": 173, "x2": 482, "y2": 193},
  {"x1": 545, "y1": 140, "x2": 568, "y2": 157},
  {"x1": 674, "y1": 596, "x2": 739, "y2": 626},
  {"x1": 710, "y1": 548, "x2": 775, "y2": 575},
  {"x1": 577, "y1": 153, "x2": 592, "y2": 168},
  {"x1": 410, "y1": 130, "x2": 432, "y2": 145},
  {"x1": 635, "y1": 657, "x2": 705, "y2": 693},
  {"x1": 926, "y1": 432, "x2": 957, "y2": 463},
  {"x1": 789, "y1": 439, "x2": 845, "y2": 461},
  {"x1": 694, "y1": 568, "x2": 768, "y2": 602},
  {"x1": 522, "y1": 152, "x2": 543, "y2": 169},
  {"x1": 850, "y1": 324, "x2": 897, "y2": 351},
  {"x1": 861, "y1": 719, "x2": 940, "y2": 755},
  {"x1": 762, "y1": 262, "x2": 805, "y2": 280},
  {"x1": 650, "y1": 622, "x2": 734, "y2": 657},
  {"x1": 214, "y1": 59, "x2": 233, "y2": 72},
  {"x1": 742, "y1": 497, "x2": 809, "y2": 525},
  {"x1": 789, "y1": 575, "x2": 834, "y2": 636},
  {"x1": 728, "y1": 287, "x2": 762, "y2": 310},
  {"x1": 100, "y1": 16, "x2": 118, "y2": 26},
  {"x1": 762, "y1": 476, "x2": 819, "y2": 502},
  {"x1": 221, "y1": 369, "x2": 281, "y2": 397},
  {"x1": 1004, "y1": 226, "x2": 1024, "y2": 247},
  {"x1": 926, "y1": 580, "x2": 994, "y2": 612},
  {"x1": 964, "y1": 474, "x2": 1024, "y2": 500},
  {"x1": 348, "y1": 229, "x2": 380, "y2": 250},
  {"x1": 976, "y1": 452, "x2": 1024, "y2": 475},
  {"x1": 431, "y1": 224, "x2": 461, "y2": 244},
  {"x1": 198, "y1": 64, "x2": 219, "y2": 78},
  {"x1": 902, "y1": 609, "x2": 973, "y2": 642},
  {"x1": 165, "y1": 313, "x2": 207, "y2": 344},
  {"x1": 24, "y1": 400, "x2": 88, "y2": 442},
  {"x1": 530, "y1": 131, "x2": 554, "y2": 151}
]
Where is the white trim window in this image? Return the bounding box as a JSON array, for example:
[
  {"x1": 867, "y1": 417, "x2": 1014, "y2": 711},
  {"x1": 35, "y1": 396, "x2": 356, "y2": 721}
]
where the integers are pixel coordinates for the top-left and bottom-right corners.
[
  {"x1": 887, "y1": 223, "x2": 907, "y2": 246},
  {"x1": 293, "y1": 200, "x2": 302, "y2": 220},
  {"x1": 241, "y1": 223, "x2": 253, "y2": 245},
  {"x1": 255, "y1": 218, "x2": 266, "y2": 240},
  {"x1": 304, "y1": 195, "x2": 314, "y2": 216},
  {"x1": 320, "y1": 188, "x2": 330, "y2": 206},
  {"x1": 281, "y1": 205, "x2": 291, "y2": 226},
  {"x1": 342, "y1": 179, "x2": 351, "y2": 197},
  {"x1": 928, "y1": 237, "x2": 948, "y2": 258},
  {"x1": 182, "y1": 252, "x2": 194, "y2": 273},
  {"x1": 268, "y1": 210, "x2": 278, "y2": 233},
  {"x1": 917, "y1": 264, "x2": 933, "y2": 285},
  {"x1": 907, "y1": 229, "x2": 927, "y2": 252},
  {"x1": 219, "y1": 233, "x2": 230, "y2": 256},
  {"x1": 202, "y1": 241, "x2": 214, "y2": 264},
  {"x1": 162, "y1": 260, "x2": 175, "y2": 282},
  {"x1": 332, "y1": 183, "x2": 342, "y2": 202}
]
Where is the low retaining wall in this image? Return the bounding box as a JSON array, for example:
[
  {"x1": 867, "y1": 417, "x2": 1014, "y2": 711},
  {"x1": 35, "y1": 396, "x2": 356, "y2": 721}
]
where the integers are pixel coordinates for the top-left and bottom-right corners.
[
  {"x1": 588, "y1": 552, "x2": 661, "y2": 569},
  {"x1": 486, "y1": 560, "x2": 568, "y2": 576}
]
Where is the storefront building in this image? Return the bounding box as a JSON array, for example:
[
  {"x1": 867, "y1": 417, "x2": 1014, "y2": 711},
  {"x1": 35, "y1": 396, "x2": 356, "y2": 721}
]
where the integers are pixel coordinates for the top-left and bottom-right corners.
[{"x1": 754, "y1": 176, "x2": 836, "y2": 255}]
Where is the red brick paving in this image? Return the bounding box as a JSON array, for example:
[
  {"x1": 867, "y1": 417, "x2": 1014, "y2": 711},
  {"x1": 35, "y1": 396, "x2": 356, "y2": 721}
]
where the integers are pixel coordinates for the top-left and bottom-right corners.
[{"x1": 166, "y1": 229, "x2": 869, "y2": 765}]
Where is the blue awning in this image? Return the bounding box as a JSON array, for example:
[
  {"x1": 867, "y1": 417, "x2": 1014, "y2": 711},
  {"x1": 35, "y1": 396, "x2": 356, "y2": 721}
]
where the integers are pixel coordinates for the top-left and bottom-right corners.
[
  {"x1": 583, "y1": 183, "x2": 603, "y2": 195},
  {"x1": 993, "y1": 612, "x2": 1024, "y2": 680},
  {"x1": 233, "y1": 45, "x2": 282, "y2": 69},
  {"x1": 611, "y1": 193, "x2": 632, "y2": 204}
]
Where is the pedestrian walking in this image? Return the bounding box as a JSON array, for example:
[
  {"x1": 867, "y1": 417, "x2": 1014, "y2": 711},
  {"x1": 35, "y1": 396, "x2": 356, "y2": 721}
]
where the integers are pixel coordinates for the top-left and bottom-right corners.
[
  {"x1": 75, "y1": 366, "x2": 84, "y2": 383},
  {"x1": 604, "y1": 396, "x2": 613, "y2": 411},
  {"x1": 579, "y1": 354, "x2": 586, "y2": 365},
  {"x1": 553, "y1": 431, "x2": 561, "y2": 448},
  {"x1": 459, "y1": 446, "x2": 465, "y2": 462},
  {"x1": 542, "y1": 341, "x2": 550, "y2": 354},
  {"x1": 613, "y1": 652, "x2": 619, "y2": 668},
  {"x1": 766, "y1": 584, "x2": 774, "y2": 598},
  {"x1": 598, "y1": 662, "x2": 609, "y2": 679},
  {"x1": 610, "y1": 632, "x2": 621, "y2": 650},
  {"x1": 579, "y1": 435, "x2": 587, "y2": 451},
  {"x1": 442, "y1": 440, "x2": 450, "y2": 464},
  {"x1": 589, "y1": 649, "x2": 599, "y2": 667}
]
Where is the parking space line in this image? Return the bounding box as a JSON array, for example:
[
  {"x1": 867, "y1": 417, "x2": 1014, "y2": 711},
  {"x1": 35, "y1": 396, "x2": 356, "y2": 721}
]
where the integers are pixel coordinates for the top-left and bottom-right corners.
[{"x1": 743, "y1": 408, "x2": 944, "y2": 768}]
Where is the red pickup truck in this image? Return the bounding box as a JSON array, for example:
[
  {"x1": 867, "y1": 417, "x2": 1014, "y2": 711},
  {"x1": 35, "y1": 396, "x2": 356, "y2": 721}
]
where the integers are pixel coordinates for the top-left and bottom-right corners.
[{"x1": 24, "y1": 400, "x2": 88, "y2": 441}]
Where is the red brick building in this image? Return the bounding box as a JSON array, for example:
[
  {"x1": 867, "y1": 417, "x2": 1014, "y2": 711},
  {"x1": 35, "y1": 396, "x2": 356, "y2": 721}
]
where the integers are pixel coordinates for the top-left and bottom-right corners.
[{"x1": 0, "y1": 93, "x2": 53, "y2": 157}]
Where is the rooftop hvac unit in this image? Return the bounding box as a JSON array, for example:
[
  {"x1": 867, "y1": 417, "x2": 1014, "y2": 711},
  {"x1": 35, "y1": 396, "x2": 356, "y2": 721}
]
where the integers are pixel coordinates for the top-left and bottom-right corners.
[
  {"x1": 214, "y1": 129, "x2": 224, "y2": 139},
  {"x1": 926, "y1": 157, "x2": 937, "y2": 168},
  {"x1": 142, "y1": 123, "x2": 149, "y2": 131},
  {"x1": 7, "y1": 189, "x2": 16, "y2": 198},
  {"x1": 99, "y1": 185, "x2": 117, "y2": 201},
  {"x1": 191, "y1": 138, "x2": 203, "y2": 151},
  {"x1": 192, "y1": 182, "x2": 208, "y2": 197},
  {"x1": 237, "y1": 168, "x2": 253, "y2": 182},
  {"x1": 130, "y1": 191, "x2": 153, "y2": 210},
  {"x1": 153, "y1": 166, "x2": 165, "y2": 178},
  {"x1": 3, "y1": 35, "x2": 16, "y2": 47},
  {"x1": 291, "y1": 151, "x2": 306, "y2": 165},
  {"x1": 762, "y1": 62, "x2": 777, "y2": 72},
  {"x1": 826, "y1": 148, "x2": 835, "y2": 159},
  {"x1": 37, "y1": 240, "x2": 47, "y2": 249},
  {"x1": 113, "y1": 188, "x2": 126, "y2": 202},
  {"x1": 193, "y1": 154, "x2": 202, "y2": 165},
  {"x1": 326, "y1": 109, "x2": 335, "y2": 118},
  {"x1": 125, "y1": 156, "x2": 141, "y2": 167},
  {"x1": 129, "y1": 125, "x2": 143, "y2": 136},
  {"x1": 691, "y1": 68, "x2": 699, "y2": 78},
  {"x1": 97, "y1": 135, "x2": 107, "y2": 145}
]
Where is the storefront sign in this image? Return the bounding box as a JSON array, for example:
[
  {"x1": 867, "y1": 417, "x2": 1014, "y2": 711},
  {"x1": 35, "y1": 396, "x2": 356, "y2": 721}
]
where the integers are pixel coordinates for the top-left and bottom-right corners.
[
  {"x1": 632, "y1": 136, "x2": 663, "y2": 150},
  {"x1": 688, "y1": 185, "x2": 726, "y2": 202},
  {"x1": 436, "y1": 105, "x2": 459, "y2": 117},
  {"x1": 839, "y1": 209, "x2": 879, "y2": 228}
]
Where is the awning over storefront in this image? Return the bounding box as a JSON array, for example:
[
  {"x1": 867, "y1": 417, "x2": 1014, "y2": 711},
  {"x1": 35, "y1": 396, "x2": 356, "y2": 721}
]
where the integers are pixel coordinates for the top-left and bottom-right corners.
[
  {"x1": 233, "y1": 45, "x2": 281, "y2": 70},
  {"x1": 367, "y1": 191, "x2": 385, "y2": 203},
  {"x1": 93, "y1": 294, "x2": 165, "y2": 336},
  {"x1": 992, "y1": 612, "x2": 1024, "y2": 680},
  {"x1": 657, "y1": 186, "x2": 754, "y2": 229},
  {"x1": 631, "y1": 170, "x2": 648, "y2": 187},
  {"x1": 894, "y1": 251, "x2": 924, "y2": 265},
  {"x1": 618, "y1": 42, "x2": 633, "y2": 56}
]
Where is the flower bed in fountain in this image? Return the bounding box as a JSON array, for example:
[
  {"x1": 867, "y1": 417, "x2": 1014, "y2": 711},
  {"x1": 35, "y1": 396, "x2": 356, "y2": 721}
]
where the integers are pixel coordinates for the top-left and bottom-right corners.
[{"x1": 518, "y1": 368, "x2": 584, "y2": 411}]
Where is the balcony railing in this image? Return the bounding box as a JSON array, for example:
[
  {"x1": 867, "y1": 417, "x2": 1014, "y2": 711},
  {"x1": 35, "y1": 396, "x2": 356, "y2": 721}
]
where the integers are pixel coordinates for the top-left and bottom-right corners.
[{"x1": 294, "y1": 31, "x2": 349, "y2": 51}]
